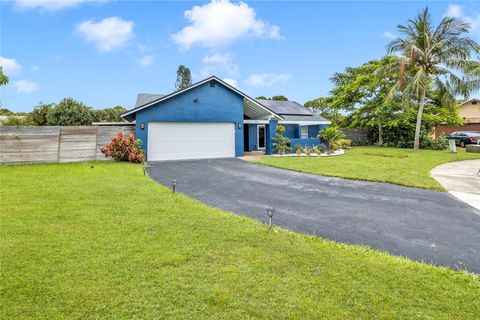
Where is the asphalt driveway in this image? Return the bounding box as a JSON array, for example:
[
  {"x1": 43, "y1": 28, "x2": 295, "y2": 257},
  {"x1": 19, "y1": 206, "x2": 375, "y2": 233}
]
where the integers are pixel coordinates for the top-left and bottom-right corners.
[{"x1": 148, "y1": 158, "x2": 480, "y2": 273}]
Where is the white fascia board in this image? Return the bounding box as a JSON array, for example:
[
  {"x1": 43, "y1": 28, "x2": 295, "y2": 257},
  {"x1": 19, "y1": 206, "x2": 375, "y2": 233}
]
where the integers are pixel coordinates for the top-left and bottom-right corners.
[
  {"x1": 279, "y1": 120, "x2": 331, "y2": 125},
  {"x1": 244, "y1": 120, "x2": 270, "y2": 124}
]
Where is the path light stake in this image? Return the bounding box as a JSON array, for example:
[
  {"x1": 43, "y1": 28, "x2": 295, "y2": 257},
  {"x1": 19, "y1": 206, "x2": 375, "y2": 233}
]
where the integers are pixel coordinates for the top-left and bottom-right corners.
[
  {"x1": 171, "y1": 180, "x2": 177, "y2": 193},
  {"x1": 266, "y1": 207, "x2": 276, "y2": 227}
]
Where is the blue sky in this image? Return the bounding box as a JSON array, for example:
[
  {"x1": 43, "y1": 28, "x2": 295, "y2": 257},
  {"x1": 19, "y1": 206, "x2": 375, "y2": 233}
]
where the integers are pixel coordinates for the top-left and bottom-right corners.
[{"x1": 1, "y1": 0, "x2": 479, "y2": 112}]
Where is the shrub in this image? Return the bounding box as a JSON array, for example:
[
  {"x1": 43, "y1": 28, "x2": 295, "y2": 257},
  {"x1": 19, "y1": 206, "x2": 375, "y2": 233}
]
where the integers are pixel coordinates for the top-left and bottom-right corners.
[
  {"x1": 273, "y1": 125, "x2": 292, "y2": 155},
  {"x1": 294, "y1": 144, "x2": 303, "y2": 155},
  {"x1": 318, "y1": 144, "x2": 327, "y2": 154},
  {"x1": 311, "y1": 146, "x2": 320, "y2": 154},
  {"x1": 1, "y1": 116, "x2": 34, "y2": 126},
  {"x1": 421, "y1": 135, "x2": 447, "y2": 151},
  {"x1": 101, "y1": 132, "x2": 144, "y2": 163},
  {"x1": 332, "y1": 139, "x2": 352, "y2": 150},
  {"x1": 303, "y1": 147, "x2": 311, "y2": 156}
]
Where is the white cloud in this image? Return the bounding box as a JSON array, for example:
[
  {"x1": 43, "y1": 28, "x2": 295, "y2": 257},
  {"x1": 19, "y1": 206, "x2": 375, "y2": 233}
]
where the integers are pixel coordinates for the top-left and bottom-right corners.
[
  {"x1": 246, "y1": 73, "x2": 291, "y2": 87},
  {"x1": 0, "y1": 56, "x2": 22, "y2": 76},
  {"x1": 444, "y1": 4, "x2": 480, "y2": 37},
  {"x1": 381, "y1": 31, "x2": 396, "y2": 40},
  {"x1": 223, "y1": 77, "x2": 239, "y2": 88},
  {"x1": 137, "y1": 55, "x2": 153, "y2": 66},
  {"x1": 171, "y1": 0, "x2": 282, "y2": 50},
  {"x1": 445, "y1": 4, "x2": 463, "y2": 18},
  {"x1": 14, "y1": 80, "x2": 38, "y2": 93},
  {"x1": 75, "y1": 17, "x2": 135, "y2": 52},
  {"x1": 15, "y1": 0, "x2": 106, "y2": 11},
  {"x1": 201, "y1": 52, "x2": 239, "y2": 77}
]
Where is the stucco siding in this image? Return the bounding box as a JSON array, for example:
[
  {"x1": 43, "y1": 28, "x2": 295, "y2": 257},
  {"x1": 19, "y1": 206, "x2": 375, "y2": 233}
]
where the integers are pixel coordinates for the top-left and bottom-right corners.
[{"x1": 135, "y1": 82, "x2": 244, "y2": 157}]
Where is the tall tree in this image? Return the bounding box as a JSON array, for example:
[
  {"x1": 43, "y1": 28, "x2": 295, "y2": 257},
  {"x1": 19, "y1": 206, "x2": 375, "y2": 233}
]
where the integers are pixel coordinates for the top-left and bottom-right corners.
[
  {"x1": 304, "y1": 97, "x2": 344, "y2": 126},
  {"x1": 0, "y1": 67, "x2": 8, "y2": 86},
  {"x1": 31, "y1": 103, "x2": 54, "y2": 126},
  {"x1": 386, "y1": 7, "x2": 480, "y2": 150},
  {"x1": 46, "y1": 98, "x2": 94, "y2": 126},
  {"x1": 175, "y1": 65, "x2": 192, "y2": 91},
  {"x1": 271, "y1": 95, "x2": 288, "y2": 101},
  {"x1": 318, "y1": 56, "x2": 400, "y2": 143}
]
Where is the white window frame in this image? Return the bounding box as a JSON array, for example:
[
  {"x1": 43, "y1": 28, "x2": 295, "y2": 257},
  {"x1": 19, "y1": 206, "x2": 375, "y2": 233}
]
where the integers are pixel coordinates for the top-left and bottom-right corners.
[{"x1": 300, "y1": 125, "x2": 308, "y2": 139}]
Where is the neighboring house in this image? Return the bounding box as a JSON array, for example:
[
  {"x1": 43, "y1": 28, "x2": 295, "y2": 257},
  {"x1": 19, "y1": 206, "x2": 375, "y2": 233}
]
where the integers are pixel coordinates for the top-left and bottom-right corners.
[
  {"x1": 434, "y1": 99, "x2": 480, "y2": 138},
  {"x1": 121, "y1": 76, "x2": 330, "y2": 161}
]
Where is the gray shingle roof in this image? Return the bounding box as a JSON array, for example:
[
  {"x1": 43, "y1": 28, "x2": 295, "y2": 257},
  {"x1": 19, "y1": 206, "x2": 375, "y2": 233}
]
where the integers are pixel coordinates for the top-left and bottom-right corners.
[
  {"x1": 256, "y1": 99, "x2": 312, "y2": 116},
  {"x1": 135, "y1": 93, "x2": 165, "y2": 108},
  {"x1": 281, "y1": 114, "x2": 328, "y2": 121}
]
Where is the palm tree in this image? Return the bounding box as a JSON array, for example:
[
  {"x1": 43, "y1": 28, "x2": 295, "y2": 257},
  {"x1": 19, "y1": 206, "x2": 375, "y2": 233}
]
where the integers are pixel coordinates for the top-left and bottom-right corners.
[{"x1": 386, "y1": 7, "x2": 480, "y2": 150}]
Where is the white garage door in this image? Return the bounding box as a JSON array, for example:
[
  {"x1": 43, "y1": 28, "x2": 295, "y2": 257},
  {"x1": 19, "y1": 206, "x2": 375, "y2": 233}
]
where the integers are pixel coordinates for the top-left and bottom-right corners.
[{"x1": 147, "y1": 122, "x2": 236, "y2": 161}]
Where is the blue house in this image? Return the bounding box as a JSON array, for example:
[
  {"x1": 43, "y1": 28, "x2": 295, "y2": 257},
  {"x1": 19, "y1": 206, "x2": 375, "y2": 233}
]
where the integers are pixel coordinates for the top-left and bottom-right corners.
[{"x1": 121, "y1": 76, "x2": 330, "y2": 161}]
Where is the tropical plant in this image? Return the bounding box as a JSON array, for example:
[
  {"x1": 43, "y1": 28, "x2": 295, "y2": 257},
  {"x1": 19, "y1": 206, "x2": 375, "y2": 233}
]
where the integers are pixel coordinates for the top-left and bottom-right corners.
[
  {"x1": 272, "y1": 125, "x2": 291, "y2": 155},
  {"x1": 101, "y1": 132, "x2": 144, "y2": 163},
  {"x1": 385, "y1": 7, "x2": 480, "y2": 150},
  {"x1": 175, "y1": 65, "x2": 192, "y2": 91},
  {"x1": 294, "y1": 144, "x2": 303, "y2": 155},
  {"x1": 332, "y1": 139, "x2": 352, "y2": 150},
  {"x1": 319, "y1": 127, "x2": 345, "y2": 151}
]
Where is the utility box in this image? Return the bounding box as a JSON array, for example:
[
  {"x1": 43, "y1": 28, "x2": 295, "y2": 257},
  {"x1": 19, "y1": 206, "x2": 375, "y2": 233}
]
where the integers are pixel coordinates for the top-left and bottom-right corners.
[{"x1": 448, "y1": 139, "x2": 457, "y2": 153}]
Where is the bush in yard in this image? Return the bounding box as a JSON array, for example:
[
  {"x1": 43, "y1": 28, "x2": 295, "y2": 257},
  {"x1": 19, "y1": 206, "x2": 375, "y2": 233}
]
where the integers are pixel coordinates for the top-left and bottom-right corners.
[
  {"x1": 294, "y1": 144, "x2": 303, "y2": 155},
  {"x1": 319, "y1": 126, "x2": 345, "y2": 151},
  {"x1": 272, "y1": 125, "x2": 292, "y2": 155},
  {"x1": 101, "y1": 132, "x2": 144, "y2": 163},
  {"x1": 332, "y1": 139, "x2": 352, "y2": 150},
  {"x1": 421, "y1": 135, "x2": 447, "y2": 151},
  {"x1": 318, "y1": 144, "x2": 327, "y2": 153}
]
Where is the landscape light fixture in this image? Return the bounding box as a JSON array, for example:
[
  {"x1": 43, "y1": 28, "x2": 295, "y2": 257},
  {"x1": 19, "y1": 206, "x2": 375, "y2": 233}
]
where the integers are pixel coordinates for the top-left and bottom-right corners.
[
  {"x1": 171, "y1": 180, "x2": 177, "y2": 193},
  {"x1": 266, "y1": 207, "x2": 276, "y2": 227}
]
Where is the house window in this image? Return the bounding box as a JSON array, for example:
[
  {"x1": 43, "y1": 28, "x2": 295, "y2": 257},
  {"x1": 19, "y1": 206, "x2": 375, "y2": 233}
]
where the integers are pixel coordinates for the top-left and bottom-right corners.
[
  {"x1": 300, "y1": 126, "x2": 308, "y2": 139},
  {"x1": 472, "y1": 101, "x2": 478, "y2": 105}
]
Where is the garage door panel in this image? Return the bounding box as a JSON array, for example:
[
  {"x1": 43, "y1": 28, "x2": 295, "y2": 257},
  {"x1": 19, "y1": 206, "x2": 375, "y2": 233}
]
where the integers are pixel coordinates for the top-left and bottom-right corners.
[{"x1": 148, "y1": 122, "x2": 235, "y2": 161}]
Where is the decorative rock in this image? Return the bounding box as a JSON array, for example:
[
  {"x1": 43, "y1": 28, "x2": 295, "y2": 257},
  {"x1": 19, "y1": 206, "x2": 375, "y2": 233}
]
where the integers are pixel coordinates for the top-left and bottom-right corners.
[{"x1": 466, "y1": 144, "x2": 480, "y2": 153}]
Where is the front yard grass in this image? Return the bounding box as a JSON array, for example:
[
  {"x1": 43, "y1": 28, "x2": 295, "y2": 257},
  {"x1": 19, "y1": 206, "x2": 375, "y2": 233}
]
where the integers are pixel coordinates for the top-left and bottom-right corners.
[
  {"x1": 257, "y1": 146, "x2": 480, "y2": 190},
  {"x1": 1, "y1": 162, "x2": 479, "y2": 319}
]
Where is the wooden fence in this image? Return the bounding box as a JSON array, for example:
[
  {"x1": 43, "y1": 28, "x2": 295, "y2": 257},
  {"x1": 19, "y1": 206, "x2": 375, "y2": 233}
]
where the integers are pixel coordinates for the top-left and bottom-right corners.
[
  {"x1": 339, "y1": 128, "x2": 369, "y2": 142},
  {"x1": 0, "y1": 125, "x2": 134, "y2": 164}
]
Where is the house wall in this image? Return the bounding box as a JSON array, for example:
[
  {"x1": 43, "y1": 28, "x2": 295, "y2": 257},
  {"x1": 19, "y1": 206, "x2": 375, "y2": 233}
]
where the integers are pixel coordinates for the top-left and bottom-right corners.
[
  {"x1": 269, "y1": 123, "x2": 328, "y2": 153},
  {"x1": 459, "y1": 100, "x2": 480, "y2": 123},
  {"x1": 248, "y1": 124, "x2": 258, "y2": 151},
  {"x1": 134, "y1": 82, "x2": 245, "y2": 157}
]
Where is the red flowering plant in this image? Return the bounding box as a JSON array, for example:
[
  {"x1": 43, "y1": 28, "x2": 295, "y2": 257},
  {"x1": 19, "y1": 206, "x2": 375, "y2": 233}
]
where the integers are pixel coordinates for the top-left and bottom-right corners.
[{"x1": 101, "y1": 132, "x2": 144, "y2": 163}]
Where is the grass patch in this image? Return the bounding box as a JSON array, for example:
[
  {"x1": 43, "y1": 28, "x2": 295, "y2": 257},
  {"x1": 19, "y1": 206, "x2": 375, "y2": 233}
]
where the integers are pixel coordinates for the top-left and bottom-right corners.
[
  {"x1": 257, "y1": 146, "x2": 480, "y2": 191},
  {"x1": 1, "y1": 162, "x2": 479, "y2": 319}
]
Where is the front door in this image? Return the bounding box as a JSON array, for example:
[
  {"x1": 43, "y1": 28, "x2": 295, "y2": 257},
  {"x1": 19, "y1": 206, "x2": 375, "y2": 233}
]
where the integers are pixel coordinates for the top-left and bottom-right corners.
[{"x1": 258, "y1": 125, "x2": 266, "y2": 149}]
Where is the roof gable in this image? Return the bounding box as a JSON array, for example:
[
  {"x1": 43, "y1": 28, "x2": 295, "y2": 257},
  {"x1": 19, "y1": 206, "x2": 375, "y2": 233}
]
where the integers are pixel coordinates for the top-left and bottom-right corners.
[
  {"x1": 135, "y1": 94, "x2": 165, "y2": 108},
  {"x1": 122, "y1": 76, "x2": 282, "y2": 121}
]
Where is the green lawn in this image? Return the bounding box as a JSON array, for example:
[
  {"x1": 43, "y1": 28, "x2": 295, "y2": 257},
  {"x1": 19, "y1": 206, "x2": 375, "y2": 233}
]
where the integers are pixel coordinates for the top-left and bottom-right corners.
[
  {"x1": 1, "y1": 162, "x2": 479, "y2": 319},
  {"x1": 257, "y1": 146, "x2": 480, "y2": 191}
]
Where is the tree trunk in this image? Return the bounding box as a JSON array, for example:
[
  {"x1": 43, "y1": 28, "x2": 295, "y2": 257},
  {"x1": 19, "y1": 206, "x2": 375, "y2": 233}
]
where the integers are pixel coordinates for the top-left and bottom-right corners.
[
  {"x1": 413, "y1": 88, "x2": 426, "y2": 151},
  {"x1": 378, "y1": 121, "x2": 383, "y2": 145}
]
